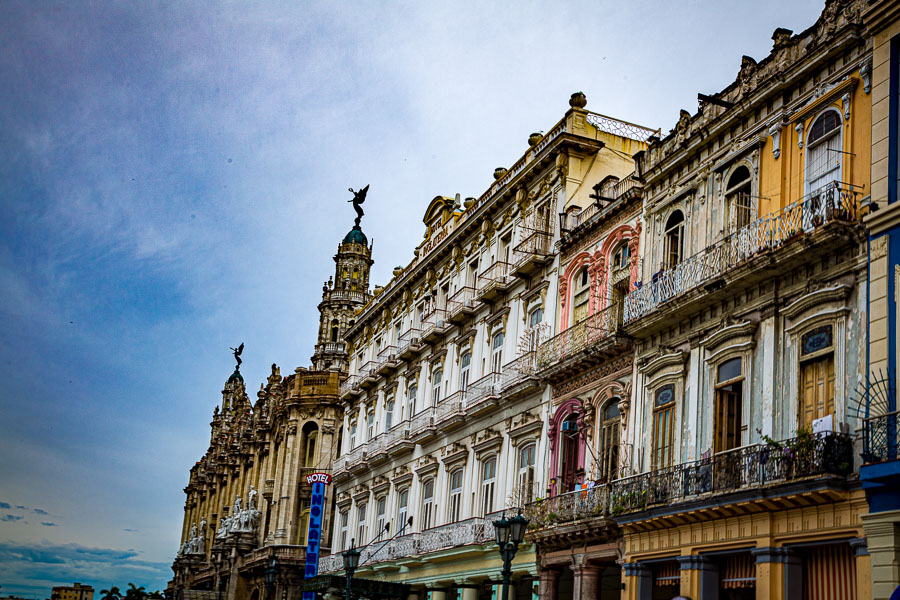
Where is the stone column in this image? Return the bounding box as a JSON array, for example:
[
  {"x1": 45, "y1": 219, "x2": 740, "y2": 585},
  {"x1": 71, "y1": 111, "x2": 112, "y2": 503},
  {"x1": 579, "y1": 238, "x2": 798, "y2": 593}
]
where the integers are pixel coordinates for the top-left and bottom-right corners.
[
  {"x1": 571, "y1": 564, "x2": 602, "y2": 600},
  {"x1": 622, "y1": 563, "x2": 651, "y2": 600},
  {"x1": 459, "y1": 586, "x2": 479, "y2": 600},
  {"x1": 862, "y1": 511, "x2": 900, "y2": 600},
  {"x1": 677, "y1": 555, "x2": 717, "y2": 600},
  {"x1": 430, "y1": 590, "x2": 447, "y2": 600},
  {"x1": 850, "y1": 538, "x2": 871, "y2": 600},
  {"x1": 538, "y1": 568, "x2": 560, "y2": 600}
]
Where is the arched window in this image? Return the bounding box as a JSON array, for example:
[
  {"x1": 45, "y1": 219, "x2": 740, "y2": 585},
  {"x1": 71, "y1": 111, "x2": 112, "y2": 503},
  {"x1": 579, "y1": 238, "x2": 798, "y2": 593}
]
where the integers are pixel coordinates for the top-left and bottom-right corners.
[
  {"x1": 664, "y1": 211, "x2": 685, "y2": 269},
  {"x1": 356, "y1": 502, "x2": 367, "y2": 545},
  {"x1": 384, "y1": 395, "x2": 394, "y2": 431},
  {"x1": 573, "y1": 267, "x2": 590, "y2": 324},
  {"x1": 459, "y1": 351, "x2": 471, "y2": 392},
  {"x1": 431, "y1": 368, "x2": 443, "y2": 405},
  {"x1": 421, "y1": 478, "x2": 435, "y2": 530},
  {"x1": 366, "y1": 409, "x2": 375, "y2": 441},
  {"x1": 397, "y1": 488, "x2": 409, "y2": 531},
  {"x1": 725, "y1": 166, "x2": 752, "y2": 232},
  {"x1": 375, "y1": 496, "x2": 386, "y2": 539},
  {"x1": 407, "y1": 383, "x2": 418, "y2": 418},
  {"x1": 517, "y1": 443, "x2": 536, "y2": 503},
  {"x1": 612, "y1": 242, "x2": 630, "y2": 271},
  {"x1": 302, "y1": 422, "x2": 319, "y2": 468},
  {"x1": 560, "y1": 413, "x2": 581, "y2": 492},
  {"x1": 448, "y1": 468, "x2": 464, "y2": 522},
  {"x1": 806, "y1": 110, "x2": 842, "y2": 193},
  {"x1": 598, "y1": 400, "x2": 621, "y2": 482},
  {"x1": 480, "y1": 457, "x2": 497, "y2": 516},
  {"x1": 529, "y1": 306, "x2": 544, "y2": 327},
  {"x1": 652, "y1": 385, "x2": 676, "y2": 469},
  {"x1": 715, "y1": 358, "x2": 743, "y2": 453},
  {"x1": 330, "y1": 319, "x2": 340, "y2": 342},
  {"x1": 491, "y1": 331, "x2": 504, "y2": 373}
]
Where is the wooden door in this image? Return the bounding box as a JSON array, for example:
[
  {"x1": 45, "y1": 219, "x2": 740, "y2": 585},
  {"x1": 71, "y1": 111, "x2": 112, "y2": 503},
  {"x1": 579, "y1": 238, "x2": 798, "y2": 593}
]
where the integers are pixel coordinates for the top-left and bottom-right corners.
[{"x1": 800, "y1": 355, "x2": 835, "y2": 428}]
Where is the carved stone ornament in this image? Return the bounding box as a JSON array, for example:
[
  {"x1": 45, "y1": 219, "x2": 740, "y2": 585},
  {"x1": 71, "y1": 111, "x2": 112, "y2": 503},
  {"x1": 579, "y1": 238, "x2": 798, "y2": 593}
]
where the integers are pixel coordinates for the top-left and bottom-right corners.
[
  {"x1": 769, "y1": 123, "x2": 782, "y2": 159},
  {"x1": 860, "y1": 57, "x2": 873, "y2": 94},
  {"x1": 842, "y1": 92, "x2": 851, "y2": 121},
  {"x1": 796, "y1": 121, "x2": 804, "y2": 149},
  {"x1": 872, "y1": 235, "x2": 889, "y2": 260}
]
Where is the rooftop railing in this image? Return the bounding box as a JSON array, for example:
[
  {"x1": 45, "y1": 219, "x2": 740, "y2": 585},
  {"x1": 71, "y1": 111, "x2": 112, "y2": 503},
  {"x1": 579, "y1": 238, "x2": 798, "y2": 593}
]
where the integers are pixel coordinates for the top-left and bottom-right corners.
[
  {"x1": 624, "y1": 182, "x2": 861, "y2": 323},
  {"x1": 316, "y1": 342, "x2": 346, "y2": 354},
  {"x1": 536, "y1": 303, "x2": 620, "y2": 369}
]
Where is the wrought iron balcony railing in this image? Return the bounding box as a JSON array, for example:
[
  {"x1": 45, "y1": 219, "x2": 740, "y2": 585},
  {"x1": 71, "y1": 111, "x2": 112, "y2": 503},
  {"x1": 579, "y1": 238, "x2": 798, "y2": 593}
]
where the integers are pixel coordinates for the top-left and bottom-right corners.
[
  {"x1": 409, "y1": 407, "x2": 435, "y2": 436},
  {"x1": 863, "y1": 411, "x2": 899, "y2": 464},
  {"x1": 421, "y1": 309, "x2": 449, "y2": 340},
  {"x1": 525, "y1": 432, "x2": 853, "y2": 529},
  {"x1": 397, "y1": 328, "x2": 421, "y2": 356},
  {"x1": 624, "y1": 182, "x2": 861, "y2": 323},
  {"x1": 513, "y1": 228, "x2": 553, "y2": 263},
  {"x1": 358, "y1": 361, "x2": 378, "y2": 380},
  {"x1": 536, "y1": 303, "x2": 620, "y2": 369},
  {"x1": 466, "y1": 372, "x2": 501, "y2": 408},
  {"x1": 417, "y1": 517, "x2": 491, "y2": 554},
  {"x1": 318, "y1": 553, "x2": 343, "y2": 573},
  {"x1": 339, "y1": 375, "x2": 360, "y2": 396},
  {"x1": 500, "y1": 352, "x2": 537, "y2": 390},
  {"x1": 477, "y1": 261, "x2": 513, "y2": 298},
  {"x1": 560, "y1": 174, "x2": 642, "y2": 233},
  {"x1": 608, "y1": 432, "x2": 853, "y2": 515},
  {"x1": 447, "y1": 286, "x2": 478, "y2": 319}
]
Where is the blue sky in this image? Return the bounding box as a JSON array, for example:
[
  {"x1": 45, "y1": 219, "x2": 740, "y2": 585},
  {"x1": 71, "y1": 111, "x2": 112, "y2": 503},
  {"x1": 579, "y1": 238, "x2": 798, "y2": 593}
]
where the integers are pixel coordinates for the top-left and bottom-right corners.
[{"x1": 0, "y1": 0, "x2": 824, "y2": 595}]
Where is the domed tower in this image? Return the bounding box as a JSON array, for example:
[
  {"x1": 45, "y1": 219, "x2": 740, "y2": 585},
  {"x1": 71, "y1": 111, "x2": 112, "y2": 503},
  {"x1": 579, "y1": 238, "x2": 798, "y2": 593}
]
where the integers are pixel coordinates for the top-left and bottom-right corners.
[{"x1": 312, "y1": 223, "x2": 373, "y2": 371}]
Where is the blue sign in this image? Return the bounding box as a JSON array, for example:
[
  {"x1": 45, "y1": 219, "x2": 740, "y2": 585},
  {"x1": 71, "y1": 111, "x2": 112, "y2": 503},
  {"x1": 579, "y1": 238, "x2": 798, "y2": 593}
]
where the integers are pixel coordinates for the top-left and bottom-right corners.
[{"x1": 302, "y1": 473, "x2": 331, "y2": 600}]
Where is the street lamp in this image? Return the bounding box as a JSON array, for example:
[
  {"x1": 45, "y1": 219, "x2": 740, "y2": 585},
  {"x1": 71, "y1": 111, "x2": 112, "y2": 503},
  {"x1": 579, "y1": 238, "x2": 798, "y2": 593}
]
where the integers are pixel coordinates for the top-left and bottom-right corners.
[
  {"x1": 492, "y1": 510, "x2": 529, "y2": 600},
  {"x1": 264, "y1": 552, "x2": 278, "y2": 600},
  {"x1": 341, "y1": 539, "x2": 361, "y2": 600}
]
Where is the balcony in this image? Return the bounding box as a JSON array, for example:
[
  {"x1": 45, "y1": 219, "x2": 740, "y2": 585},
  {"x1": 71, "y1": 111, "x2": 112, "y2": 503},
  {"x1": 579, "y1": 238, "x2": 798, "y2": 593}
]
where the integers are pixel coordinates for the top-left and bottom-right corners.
[
  {"x1": 315, "y1": 342, "x2": 346, "y2": 355},
  {"x1": 417, "y1": 517, "x2": 491, "y2": 554},
  {"x1": 340, "y1": 375, "x2": 361, "y2": 399},
  {"x1": 609, "y1": 432, "x2": 853, "y2": 521},
  {"x1": 326, "y1": 289, "x2": 368, "y2": 303},
  {"x1": 367, "y1": 434, "x2": 388, "y2": 465},
  {"x1": 241, "y1": 544, "x2": 305, "y2": 572},
  {"x1": 476, "y1": 261, "x2": 515, "y2": 302},
  {"x1": 434, "y1": 393, "x2": 466, "y2": 431},
  {"x1": 465, "y1": 372, "x2": 501, "y2": 417},
  {"x1": 375, "y1": 345, "x2": 400, "y2": 376},
  {"x1": 332, "y1": 456, "x2": 348, "y2": 480},
  {"x1": 511, "y1": 229, "x2": 553, "y2": 277},
  {"x1": 345, "y1": 443, "x2": 369, "y2": 475},
  {"x1": 447, "y1": 286, "x2": 479, "y2": 324},
  {"x1": 560, "y1": 174, "x2": 642, "y2": 246},
  {"x1": 624, "y1": 182, "x2": 861, "y2": 328},
  {"x1": 536, "y1": 304, "x2": 627, "y2": 379},
  {"x1": 499, "y1": 352, "x2": 539, "y2": 399},
  {"x1": 318, "y1": 552, "x2": 344, "y2": 574},
  {"x1": 384, "y1": 424, "x2": 414, "y2": 456},
  {"x1": 358, "y1": 361, "x2": 378, "y2": 389},
  {"x1": 409, "y1": 407, "x2": 436, "y2": 443},
  {"x1": 525, "y1": 432, "x2": 854, "y2": 533},
  {"x1": 421, "y1": 309, "x2": 451, "y2": 344},
  {"x1": 397, "y1": 328, "x2": 423, "y2": 360}
]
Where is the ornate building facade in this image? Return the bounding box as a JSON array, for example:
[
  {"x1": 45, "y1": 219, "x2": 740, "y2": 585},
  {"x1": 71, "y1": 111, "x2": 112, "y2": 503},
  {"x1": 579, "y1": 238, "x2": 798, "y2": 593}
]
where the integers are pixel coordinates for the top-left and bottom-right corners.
[
  {"x1": 169, "y1": 230, "x2": 372, "y2": 600},
  {"x1": 316, "y1": 96, "x2": 653, "y2": 600}
]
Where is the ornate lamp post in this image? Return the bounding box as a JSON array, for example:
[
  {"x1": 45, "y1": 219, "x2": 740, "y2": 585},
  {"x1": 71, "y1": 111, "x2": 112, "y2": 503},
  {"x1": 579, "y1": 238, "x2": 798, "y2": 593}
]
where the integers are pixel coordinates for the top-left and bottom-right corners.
[
  {"x1": 492, "y1": 510, "x2": 529, "y2": 600},
  {"x1": 264, "y1": 552, "x2": 278, "y2": 600},
  {"x1": 341, "y1": 539, "x2": 361, "y2": 600}
]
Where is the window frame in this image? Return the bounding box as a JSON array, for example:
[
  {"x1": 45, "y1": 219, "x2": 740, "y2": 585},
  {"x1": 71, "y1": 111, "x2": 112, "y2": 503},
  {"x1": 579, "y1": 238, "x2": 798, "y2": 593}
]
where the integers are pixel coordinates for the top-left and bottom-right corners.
[
  {"x1": 448, "y1": 468, "x2": 464, "y2": 523},
  {"x1": 651, "y1": 383, "x2": 677, "y2": 469},
  {"x1": 480, "y1": 456, "x2": 497, "y2": 516},
  {"x1": 421, "y1": 478, "x2": 434, "y2": 530}
]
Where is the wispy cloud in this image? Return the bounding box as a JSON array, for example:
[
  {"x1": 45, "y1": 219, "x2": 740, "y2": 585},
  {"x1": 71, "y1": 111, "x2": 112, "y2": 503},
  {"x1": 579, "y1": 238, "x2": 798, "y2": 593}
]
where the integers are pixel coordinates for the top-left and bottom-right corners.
[
  {"x1": 2, "y1": 514, "x2": 24, "y2": 522},
  {"x1": 33, "y1": 508, "x2": 48, "y2": 515},
  {"x1": 41, "y1": 522, "x2": 57, "y2": 527},
  {"x1": 0, "y1": 501, "x2": 10, "y2": 509}
]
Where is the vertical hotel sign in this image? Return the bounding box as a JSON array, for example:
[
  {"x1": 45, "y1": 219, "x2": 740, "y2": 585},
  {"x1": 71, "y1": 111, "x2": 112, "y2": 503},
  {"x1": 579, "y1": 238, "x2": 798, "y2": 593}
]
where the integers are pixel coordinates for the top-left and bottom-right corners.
[{"x1": 303, "y1": 472, "x2": 331, "y2": 600}]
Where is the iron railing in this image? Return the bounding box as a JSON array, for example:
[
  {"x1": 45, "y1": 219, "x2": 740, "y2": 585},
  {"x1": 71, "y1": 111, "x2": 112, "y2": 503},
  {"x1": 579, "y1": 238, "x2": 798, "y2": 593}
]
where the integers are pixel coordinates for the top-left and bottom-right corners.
[
  {"x1": 585, "y1": 112, "x2": 659, "y2": 142},
  {"x1": 524, "y1": 432, "x2": 853, "y2": 529},
  {"x1": 383, "y1": 424, "x2": 411, "y2": 450},
  {"x1": 500, "y1": 352, "x2": 537, "y2": 390},
  {"x1": 409, "y1": 407, "x2": 435, "y2": 436},
  {"x1": 561, "y1": 174, "x2": 642, "y2": 232},
  {"x1": 358, "y1": 361, "x2": 378, "y2": 380},
  {"x1": 421, "y1": 309, "x2": 449, "y2": 338},
  {"x1": 434, "y1": 394, "x2": 465, "y2": 425},
  {"x1": 397, "y1": 328, "x2": 421, "y2": 355},
  {"x1": 316, "y1": 342, "x2": 346, "y2": 354},
  {"x1": 447, "y1": 286, "x2": 477, "y2": 318},
  {"x1": 863, "y1": 411, "x2": 899, "y2": 464},
  {"x1": 376, "y1": 345, "x2": 397, "y2": 367},
  {"x1": 536, "y1": 304, "x2": 620, "y2": 368},
  {"x1": 513, "y1": 229, "x2": 552, "y2": 265},
  {"x1": 624, "y1": 182, "x2": 861, "y2": 323},
  {"x1": 477, "y1": 261, "x2": 513, "y2": 295},
  {"x1": 466, "y1": 372, "x2": 502, "y2": 407},
  {"x1": 608, "y1": 432, "x2": 853, "y2": 515},
  {"x1": 339, "y1": 375, "x2": 359, "y2": 396}
]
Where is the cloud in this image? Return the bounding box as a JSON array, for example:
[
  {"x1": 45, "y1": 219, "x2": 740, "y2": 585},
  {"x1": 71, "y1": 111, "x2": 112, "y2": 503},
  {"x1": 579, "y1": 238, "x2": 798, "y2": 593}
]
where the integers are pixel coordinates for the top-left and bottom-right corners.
[
  {"x1": 0, "y1": 541, "x2": 170, "y2": 597},
  {"x1": 33, "y1": 508, "x2": 48, "y2": 515},
  {"x1": 0, "y1": 501, "x2": 9, "y2": 509},
  {"x1": 2, "y1": 514, "x2": 23, "y2": 521},
  {"x1": 15, "y1": 505, "x2": 27, "y2": 510},
  {"x1": 41, "y1": 522, "x2": 57, "y2": 527},
  {"x1": 123, "y1": 528, "x2": 138, "y2": 532}
]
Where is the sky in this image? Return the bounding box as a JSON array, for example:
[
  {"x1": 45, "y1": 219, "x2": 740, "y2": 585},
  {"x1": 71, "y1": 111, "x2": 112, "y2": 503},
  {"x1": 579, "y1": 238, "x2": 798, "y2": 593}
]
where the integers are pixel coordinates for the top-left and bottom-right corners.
[{"x1": 0, "y1": 0, "x2": 825, "y2": 595}]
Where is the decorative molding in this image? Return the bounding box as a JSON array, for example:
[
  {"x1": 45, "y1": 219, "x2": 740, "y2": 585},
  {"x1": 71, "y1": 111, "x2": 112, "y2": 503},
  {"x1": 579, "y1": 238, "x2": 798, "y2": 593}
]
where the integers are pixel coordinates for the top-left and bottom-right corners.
[
  {"x1": 472, "y1": 427, "x2": 503, "y2": 454},
  {"x1": 371, "y1": 475, "x2": 390, "y2": 495},
  {"x1": 769, "y1": 122, "x2": 782, "y2": 159},
  {"x1": 859, "y1": 57, "x2": 872, "y2": 94},
  {"x1": 871, "y1": 234, "x2": 888, "y2": 260},
  {"x1": 641, "y1": 350, "x2": 687, "y2": 378},
  {"x1": 782, "y1": 284, "x2": 852, "y2": 320},
  {"x1": 414, "y1": 455, "x2": 439, "y2": 477},
  {"x1": 701, "y1": 320, "x2": 758, "y2": 351},
  {"x1": 392, "y1": 465, "x2": 413, "y2": 486},
  {"x1": 441, "y1": 442, "x2": 468, "y2": 467}
]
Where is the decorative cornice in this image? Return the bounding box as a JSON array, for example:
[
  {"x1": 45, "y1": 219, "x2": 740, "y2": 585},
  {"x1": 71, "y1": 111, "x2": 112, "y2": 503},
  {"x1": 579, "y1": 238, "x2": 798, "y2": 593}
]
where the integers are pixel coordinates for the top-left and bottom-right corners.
[
  {"x1": 782, "y1": 284, "x2": 852, "y2": 320},
  {"x1": 700, "y1": 320, "x2": 758, "y2": 351},
  {"x1": 641, "y1": 350, "x2": 687, "y2": 378}
]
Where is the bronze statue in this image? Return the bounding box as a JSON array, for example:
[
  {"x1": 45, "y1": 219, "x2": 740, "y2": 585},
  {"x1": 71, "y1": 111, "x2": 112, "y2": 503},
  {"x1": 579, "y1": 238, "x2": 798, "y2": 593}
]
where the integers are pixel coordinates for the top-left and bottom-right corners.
[
  {"x1": 348, "y1": 185, "x2": 369, "y2": 227},
  {"x1": 230, "y1": 343, "x2": 244, "y2": 368}
]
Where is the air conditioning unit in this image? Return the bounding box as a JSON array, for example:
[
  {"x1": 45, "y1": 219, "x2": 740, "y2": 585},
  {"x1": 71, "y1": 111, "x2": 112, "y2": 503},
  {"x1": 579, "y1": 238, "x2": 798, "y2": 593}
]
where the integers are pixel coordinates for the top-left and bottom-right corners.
[{"x1": 561, "y1": 421, "x2": 578, "y2": 433}]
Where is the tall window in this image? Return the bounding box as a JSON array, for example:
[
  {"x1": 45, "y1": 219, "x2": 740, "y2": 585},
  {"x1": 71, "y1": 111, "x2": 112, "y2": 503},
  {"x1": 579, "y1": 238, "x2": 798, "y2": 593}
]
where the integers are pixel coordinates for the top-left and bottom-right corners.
[
  {"x1": 806, "y1": 110, "x2": 843, "y2": 193},
  {"x1": 331, "y1": 319, "x2": 339, "y2": 342},
  {"x1": 480, "y1": 458, "x2": 497, "y2": 516},
  {"x1": 421, "y1": 479, "x2": 434, "y2": 530},
  {"x1": 573, "y1": 267, "x2": 590, "y2": 324},
  {"x1": 491, "y1": 331, "x2": 504, "y2": 373},
  {"x1": 349, "y1": 417, "x2": 358, "y2": 450},
  {"x1": 613, "y1": 243, "x2": 630, "y2": 270},
  {"x1": 298, "y1": 499, "x2": 311, "y2": 546},
  {"x1": 529, "y1": 307, "x2": 544, "y2": 327},
  {"x1": 366, "y1": 410, "x2": 375, "y2": 441},
  {"x1": 460, "y1": 352, "x2": 471, "y2": 392},
  {"x1": 560, "y1": 413, "x2": 580, "y2": 492},
  {"x1": 725, "y1": 167, "x2": 752, "y2": 232},
  {"x1": 375, "y1": 496, "x2": 386, "y2": 539},
  {"x1": 339, "y1": 510, "x2": 349, "y2": 550},
  {"x1": 652, "y1": 385, "x2": 676, "y2": 469},
  {"x1": 304, "y1": 428, "x2": 318, "y2": 468},
  {"x1": 432, "y1": 368, "x2": 443, "y2": 405},
  {"x1": 357, "y1": 503, "x2": 367, "y2": 545},
  {"x1": 407, "y1": 383, "x2": 418, "y2": 418},
  {"x1": 517, "y1": 444, "x2": 536, "y2": 503},
  {"x1": 397, "y1": 488, "x2": 409, "y2": 531},
  {"x1": 664, "y1": 211, "x2": 685, "y2": 269},
  {"x1": 448, "y1": 469, "x2": 463, "y2": 522},
  {"x1": 598, "y1": 400, "x2": 621, "y2": 481},
  {"x1": 799, "y1": 325, "x2": 835, "y2": 429},
  {"x1": 385, "y1": 395, "x2": 394, "y2": 430},
  {"x1": 715, "y1": 358, "x2": 744, "y2": 452}
]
